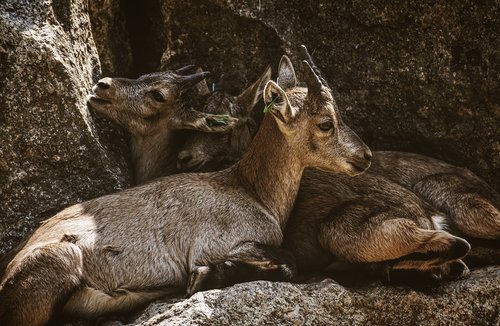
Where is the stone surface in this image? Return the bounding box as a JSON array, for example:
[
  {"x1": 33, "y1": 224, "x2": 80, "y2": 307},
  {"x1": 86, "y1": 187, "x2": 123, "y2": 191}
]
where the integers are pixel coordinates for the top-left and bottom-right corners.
[
  {"x1": 88, "y1": 0, "x2": 133, "y2": 77},
  {"x1": 128, "y1": 266, "x2": 500, "y2": 325},
  {"x1": 157, "y1": 0, "x2": 500, "y2": 190},
  {"x1": 0, "y1": 0, "x2": 131, "y2": 256}
]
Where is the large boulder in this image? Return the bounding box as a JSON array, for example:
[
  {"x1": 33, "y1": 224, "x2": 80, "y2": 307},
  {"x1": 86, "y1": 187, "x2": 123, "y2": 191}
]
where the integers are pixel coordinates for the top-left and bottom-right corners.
[
  {"x1": 129, "y1": 267, "x2": 500, "y2": 325},
  {"x1": 88, "y1": 0, "x2": 133, "y2": 77},
  {"x1": 157, "y1": 0, "x2": 500, "y2": 190},
  {"x1": 0, "y1": 0, "x2": 131, "y2": 256}
]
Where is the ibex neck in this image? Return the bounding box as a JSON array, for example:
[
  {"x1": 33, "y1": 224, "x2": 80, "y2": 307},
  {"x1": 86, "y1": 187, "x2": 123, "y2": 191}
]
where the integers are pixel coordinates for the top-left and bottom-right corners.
[
  {"x1": 130, "y1": 130, "x2": 180, "y2": 184},
  {"x1": 236, "y1": 114, "x2": 303, "y2": 229}
]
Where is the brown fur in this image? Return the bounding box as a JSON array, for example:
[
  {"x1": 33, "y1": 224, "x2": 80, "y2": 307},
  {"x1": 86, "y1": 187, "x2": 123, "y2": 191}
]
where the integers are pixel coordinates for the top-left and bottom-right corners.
[
  {"x1": 87, "y1": 68, "x2": 238, "y2": 184},
  {"x1": 177, "y1": 48, "x2": 499, "y2": 285},
  {"x1": 0, "y1": 51, "x2": 370, "y2": 325}
]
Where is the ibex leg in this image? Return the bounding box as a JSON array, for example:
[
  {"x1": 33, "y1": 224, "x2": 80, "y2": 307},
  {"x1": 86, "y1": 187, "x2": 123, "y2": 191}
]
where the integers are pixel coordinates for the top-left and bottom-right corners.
[
  {"x1": 0, "y1": 242, "x2": 83, "y2": 326},
  {"x1": 186, "y1": 242, "x2": 296, "y2": 295},
  {"x1": 413, "y1": 172, "x2": 500, "y2": 240}
]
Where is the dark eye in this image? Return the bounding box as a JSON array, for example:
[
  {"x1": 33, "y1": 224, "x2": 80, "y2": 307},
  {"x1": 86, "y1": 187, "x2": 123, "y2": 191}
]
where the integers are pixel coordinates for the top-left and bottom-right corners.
[
  {"x1": 151, "y1": 91, "x2": 165, "y2": 102},
  {"x1": 318, "y1": 120, "x2": 334, "y2": 131}
]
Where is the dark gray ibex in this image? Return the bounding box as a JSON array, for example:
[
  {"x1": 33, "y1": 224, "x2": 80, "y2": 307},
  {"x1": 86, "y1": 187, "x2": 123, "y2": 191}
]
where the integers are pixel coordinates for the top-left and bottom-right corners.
[
  {"x1": 87, "y1": 66, "x2": 238, "y2": 184},
  {"x1": 0, "y1": 50, "x2": 371, "y2": 325},
  {"x1": 177, "y1": 46, "x2": 499, "y2": 284}
]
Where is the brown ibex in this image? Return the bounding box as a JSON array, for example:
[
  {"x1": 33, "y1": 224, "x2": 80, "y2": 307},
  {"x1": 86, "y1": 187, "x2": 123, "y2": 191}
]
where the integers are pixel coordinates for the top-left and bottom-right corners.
[
  {"x1": 177, "y1": 67, "x2": 272, "y2": 172},
  {"x1": 177, "y1": 46, "x2": 499, "y2": 285},
  {"x1": 0, "y1": 50, "x2": 372, "y2": 325},
  {"x1": 87, "y1": 66, "x2": 238, "y2": 184}
]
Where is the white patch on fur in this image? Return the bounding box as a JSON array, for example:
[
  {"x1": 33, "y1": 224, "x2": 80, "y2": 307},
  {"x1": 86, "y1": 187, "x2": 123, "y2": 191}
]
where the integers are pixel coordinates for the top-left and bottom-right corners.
[{"x1": 431, "y1": 214, "x2": 449, "y2": 231}]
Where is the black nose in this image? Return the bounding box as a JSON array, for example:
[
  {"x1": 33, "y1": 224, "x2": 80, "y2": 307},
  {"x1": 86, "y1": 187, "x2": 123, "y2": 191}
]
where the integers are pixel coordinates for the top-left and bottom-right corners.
[
  {"x1": 178, "y1": 153, "x2": 193, "y2": 165},
  {"x1": 364, "y1": 151, "x2": 372, "y2": 161},
  {"x1": 97, "y1": 81, "x2": 111, "y2": 89}
]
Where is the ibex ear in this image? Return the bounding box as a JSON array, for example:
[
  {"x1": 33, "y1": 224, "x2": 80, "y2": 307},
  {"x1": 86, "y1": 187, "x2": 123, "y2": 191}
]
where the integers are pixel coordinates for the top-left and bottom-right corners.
[
  {"x1": 263, "y1": 81, "x2": 294, "y2": 124},
  {"x1": 236, "y1": 65, "x2": 272, "y2": 117},
  {"x1": 193, "y1": 68, "x2": 211, "y2": 96},
  {"x1": 277, "y1": 55, "x2": 297, "y2": 90}
]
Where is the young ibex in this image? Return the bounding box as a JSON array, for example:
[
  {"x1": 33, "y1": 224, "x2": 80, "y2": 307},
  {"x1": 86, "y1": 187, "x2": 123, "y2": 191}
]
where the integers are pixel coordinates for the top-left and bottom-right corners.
[
  {"x1": 177, "y1": 46, "x2": 499, "y2": 284},
  {"x1": 369, "y1": 151, "x2": 500, "y2": 242},
  {"x1": 0, "y1": 49, "x2": 372, "y2": 325},
  {"x1": 87, "y1": 66, "x2": 238, "y2": 184},
  {"x1": 177, "y1": 67, "x2": 272, "y2": 172}
]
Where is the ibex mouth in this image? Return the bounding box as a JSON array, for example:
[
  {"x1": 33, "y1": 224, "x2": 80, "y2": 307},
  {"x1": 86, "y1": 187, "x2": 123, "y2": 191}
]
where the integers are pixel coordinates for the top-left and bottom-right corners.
[
  {"x1": 347, "y1": 160, "x2": 371, "y2": 173},
  {"x1": 87, "y1": 94, "x2": 112, "y2": 106},
  {"x1": 177, "y1": 159, "x2": 205, "y2": 172}
]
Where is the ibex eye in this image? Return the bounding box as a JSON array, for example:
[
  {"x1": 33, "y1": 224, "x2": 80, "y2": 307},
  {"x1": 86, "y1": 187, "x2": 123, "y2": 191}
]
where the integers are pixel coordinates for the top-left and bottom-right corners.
[
  {"x1": 318, "y1": 121, "x2": 333, "y2": 131},
  {"x1": 151, "y1": 91, "x2": 165, "y2": 102}
]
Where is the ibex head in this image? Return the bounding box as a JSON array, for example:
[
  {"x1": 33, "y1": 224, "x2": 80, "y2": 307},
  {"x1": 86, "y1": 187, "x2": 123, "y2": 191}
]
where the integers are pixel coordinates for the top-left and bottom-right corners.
[
  {"x1": 87, "y1": 66, "x2": 237, "y2": 136},
  {"x1": 177, "y1": 47, "x2": 371, "y2": 176},
  {"x1": 262, "y1": 46, "x2": 371, "y2": 175},
  {"x1": 177, "y1": 66, "x2": 271, "y2": 171}
]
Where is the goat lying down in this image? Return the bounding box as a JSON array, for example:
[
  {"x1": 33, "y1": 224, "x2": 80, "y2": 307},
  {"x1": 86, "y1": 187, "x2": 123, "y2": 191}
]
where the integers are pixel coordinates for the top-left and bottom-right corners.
[
  {"x1": 177, "y1": 47, "x2": 500, "y2": 288},
  {"x1": 0, "y1": 48, "x2": 373, "y2": 325}
]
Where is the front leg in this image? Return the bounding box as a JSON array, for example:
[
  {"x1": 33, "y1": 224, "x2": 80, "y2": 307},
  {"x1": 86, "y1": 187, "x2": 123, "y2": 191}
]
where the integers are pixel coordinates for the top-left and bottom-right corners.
[{"x1": 186, "y1": 242, "x2": 297, "y2": 296}]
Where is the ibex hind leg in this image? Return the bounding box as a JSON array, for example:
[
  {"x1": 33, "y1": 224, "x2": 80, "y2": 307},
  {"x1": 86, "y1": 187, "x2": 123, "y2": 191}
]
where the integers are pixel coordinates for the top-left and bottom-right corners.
[
  {"x1": 413, "y1": 173, "x2": 500, "y2": 240},
  {"x1": 0, "y1": 242, "x2": 83, "y2": 326},
  {"x1": 383, "y1": 260, "x2": 470, "y2": 289},
  {"x1": 321, "y1": 216, "x2": 470, "y2": 271},
  {"x1": 186, "y1": 242, "x2": 297, "y2": 295}
]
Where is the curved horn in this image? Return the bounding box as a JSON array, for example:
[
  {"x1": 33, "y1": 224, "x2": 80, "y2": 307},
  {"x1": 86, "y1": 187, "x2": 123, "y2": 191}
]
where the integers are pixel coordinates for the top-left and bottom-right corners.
[
  {"x1": 180, "y1": 71, "x2": 210, "y2": 89},
  {"x1": 300, "y1": 45, "x2": 328, "y2": 87},
  {"x1": 175, "y1": 64, "x2": 198, "y2": 75},
  {"x1": 301, "y1": 60, "x2": 322, "y2": 93}
]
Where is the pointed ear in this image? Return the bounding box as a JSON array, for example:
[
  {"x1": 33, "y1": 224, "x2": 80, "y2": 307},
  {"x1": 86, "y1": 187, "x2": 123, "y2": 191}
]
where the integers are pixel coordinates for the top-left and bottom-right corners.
[
  {"x1": 263, "y1": 81, "x2": 294, "y2": 124},
  {"x1": 193, "y1": 68, "x2": 211, "y2": 95},
  {"x1": 277, "y1": 55, "x2": 297, "y2": 90},
  {"x1": 236, "y1": 66, "x2": 272, "y2": 116}
]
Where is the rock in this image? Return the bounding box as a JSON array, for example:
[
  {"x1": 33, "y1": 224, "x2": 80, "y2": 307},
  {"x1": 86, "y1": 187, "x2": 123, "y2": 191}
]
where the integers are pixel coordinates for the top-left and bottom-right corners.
[
  {"x1": 0, "y1": 0, "x2": 131, "y2": 256},
  {"x1": 88, "y1": 0, "x2": 133, "y2": 77},
  {"x1": 129, "y1": 266, "x2": 500, "y2": 325},
  {"x1": 157, "y1": 0, "x2": 500, "y2": 190}
]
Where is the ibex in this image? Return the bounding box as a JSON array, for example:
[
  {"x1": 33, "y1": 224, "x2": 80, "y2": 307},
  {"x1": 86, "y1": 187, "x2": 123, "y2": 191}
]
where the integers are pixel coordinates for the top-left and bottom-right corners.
[
  {"x1": 177, "y1": 67, "x2": 272, "y2": 172},
  {"x1": 0, "y1": 49, "x2": 372, "y2": 325},
  {"x1": 87, "y1": 66, "x2": 238, "y2": 184},
  {"x1": 176, "y1": 46, "x2": 499, "y2": 285}
]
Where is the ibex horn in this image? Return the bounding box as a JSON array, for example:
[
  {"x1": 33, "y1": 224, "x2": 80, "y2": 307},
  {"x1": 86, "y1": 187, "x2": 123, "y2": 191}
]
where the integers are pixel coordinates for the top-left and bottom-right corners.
[
  {"x1": 300, "y1": 45, "x2": 328, "y2": 87},
  {"x1": 180, "y1": 71, "x2": 210, "y2": 88},
  {"x1": 301, "y1": 60, "x2": 322, "y2": 93},
  {"x1": 175, "y1": 64, "x2": 198, "y2": 75}
]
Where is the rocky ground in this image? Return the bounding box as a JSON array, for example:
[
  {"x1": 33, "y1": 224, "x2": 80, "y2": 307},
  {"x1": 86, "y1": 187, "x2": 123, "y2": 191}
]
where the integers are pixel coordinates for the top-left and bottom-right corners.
[{"x1": 123, "y1": 266, "x2": 500, "y2": 325}]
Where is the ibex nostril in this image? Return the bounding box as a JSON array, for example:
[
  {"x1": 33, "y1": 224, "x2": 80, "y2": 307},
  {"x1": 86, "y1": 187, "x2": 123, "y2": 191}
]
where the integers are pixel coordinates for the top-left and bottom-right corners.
[
  {"x1": 178, "y1": 153, "x2": 193, "y2": 165},
  {"x1": 97, "y1": 81, "x2": 111, "y2": 90},
  {"x1": 364, "y1": 151, "x2": 372, "y2": 161}
]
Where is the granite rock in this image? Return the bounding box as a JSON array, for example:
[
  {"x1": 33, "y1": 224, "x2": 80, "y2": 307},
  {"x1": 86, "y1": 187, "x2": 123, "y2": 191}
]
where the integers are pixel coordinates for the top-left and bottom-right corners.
[
  {"x1": 0, "y1": 0, "x2": 131, "y2": 256},
  {"x1": 129, "y1": 266, "x2": 500, "y2": 325}
]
